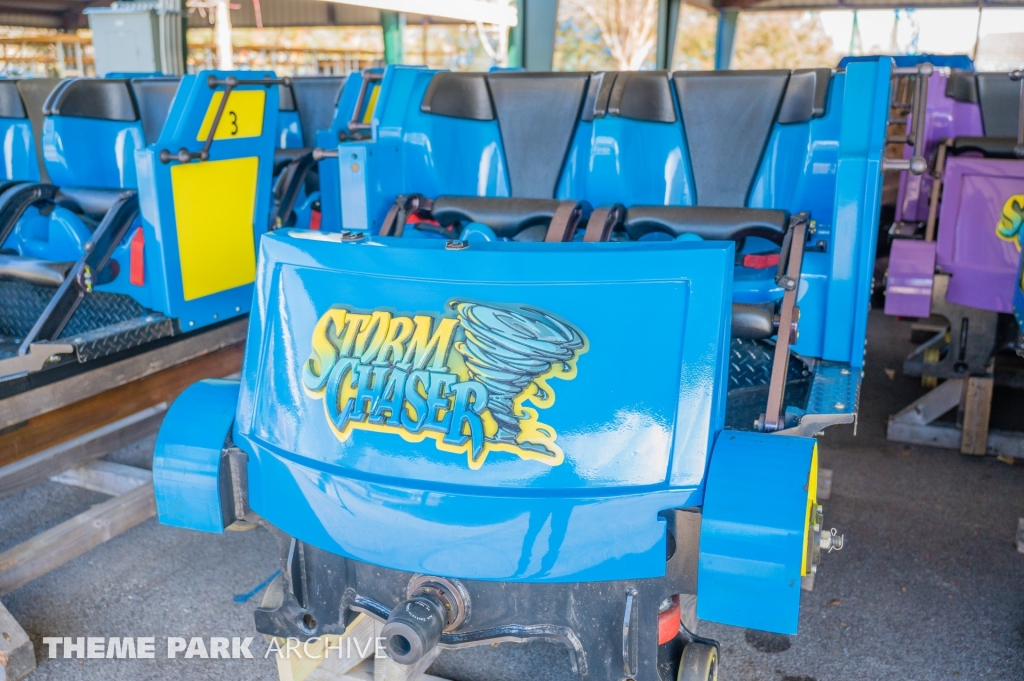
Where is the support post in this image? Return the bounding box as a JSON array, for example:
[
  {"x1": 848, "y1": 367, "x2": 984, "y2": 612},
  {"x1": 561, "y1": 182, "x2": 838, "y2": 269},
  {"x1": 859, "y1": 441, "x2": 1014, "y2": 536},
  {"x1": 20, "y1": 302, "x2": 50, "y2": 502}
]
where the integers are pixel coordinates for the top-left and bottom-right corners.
[
  {"x1": 960, "y1": 376, "x2": 994, "y2": 455},
  {"x1": 381, "y1": 10, "x2": 406, "y2": 65},
  {"x1": 715, "y1": 8, "x2": 739, "y2": 70},
  {"x1": 508, "y1": 0, "x2": 556, "y2": 71},
  {"x1": 656, "y1": 0, "x2": 682, "y2": 70},
  {"x1": 215, "y1": 0, "x2": 233, "y2": 70}
]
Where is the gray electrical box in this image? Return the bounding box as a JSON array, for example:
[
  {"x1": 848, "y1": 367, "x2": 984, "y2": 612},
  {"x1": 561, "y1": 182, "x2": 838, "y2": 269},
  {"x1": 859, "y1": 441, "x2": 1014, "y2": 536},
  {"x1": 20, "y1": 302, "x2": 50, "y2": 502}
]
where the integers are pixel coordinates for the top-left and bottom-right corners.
[{"x1": 86, "y1": 1, "x2": 185, "y2": 76}]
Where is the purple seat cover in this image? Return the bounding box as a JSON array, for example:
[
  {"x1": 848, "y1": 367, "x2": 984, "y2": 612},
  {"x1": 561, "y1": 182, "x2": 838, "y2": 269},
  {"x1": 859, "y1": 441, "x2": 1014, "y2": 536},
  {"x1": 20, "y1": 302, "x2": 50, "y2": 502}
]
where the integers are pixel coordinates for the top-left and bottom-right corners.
[
  {"x1": 885, "y1": 239, "x2": 936, "y2": 318},
  {"x1": 936, "y1": 156, "x2": 1024, "y2": 313}
]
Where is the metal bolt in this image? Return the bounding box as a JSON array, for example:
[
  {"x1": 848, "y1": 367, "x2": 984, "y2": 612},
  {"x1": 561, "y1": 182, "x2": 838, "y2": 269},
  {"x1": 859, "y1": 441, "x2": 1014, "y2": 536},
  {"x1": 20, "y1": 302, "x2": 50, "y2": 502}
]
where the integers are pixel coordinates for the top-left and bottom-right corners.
[
  {"x1": 819, "y1": 528, "x2": 844, "y2": 552},
  {"x1": 834, "y1": 402, "x2": 846, "y2": 410},
  {"x1": 48, "y1": 355, "x2": 61, "y2": 363},
  {"x1": 188, "y1": 321, "x2": 194, "y2": 327},
  {"x1": 235, "y1": 306, "x2": 241, "y2": 312},
  {"x1": 445, "y1": 240, "x2": 469, "y2": 251},
  {"x1": 839, "y1": 368, "x2": 850, "y2": 376}
]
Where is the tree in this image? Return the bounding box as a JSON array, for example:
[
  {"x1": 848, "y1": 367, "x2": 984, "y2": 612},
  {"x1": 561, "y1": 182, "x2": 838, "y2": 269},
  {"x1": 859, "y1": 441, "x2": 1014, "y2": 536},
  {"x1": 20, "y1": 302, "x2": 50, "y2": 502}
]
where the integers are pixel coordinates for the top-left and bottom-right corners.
[
  {"x1": 559, "y1": 0, "x2": 658, "y2": 71},
  {"x1": 731, "y1": 12, "x2": 840, "y2": 70}
]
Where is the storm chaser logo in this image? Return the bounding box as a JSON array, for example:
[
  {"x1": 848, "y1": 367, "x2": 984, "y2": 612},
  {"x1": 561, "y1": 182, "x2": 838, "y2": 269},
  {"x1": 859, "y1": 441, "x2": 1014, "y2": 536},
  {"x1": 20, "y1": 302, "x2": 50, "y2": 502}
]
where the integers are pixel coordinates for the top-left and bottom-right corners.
[
  {"x1": 302, "y1": 301, "x2": 587, "y2": 469},
  {"x1": 997, "y1": 194, "x2": 1024, "y2": 252}
]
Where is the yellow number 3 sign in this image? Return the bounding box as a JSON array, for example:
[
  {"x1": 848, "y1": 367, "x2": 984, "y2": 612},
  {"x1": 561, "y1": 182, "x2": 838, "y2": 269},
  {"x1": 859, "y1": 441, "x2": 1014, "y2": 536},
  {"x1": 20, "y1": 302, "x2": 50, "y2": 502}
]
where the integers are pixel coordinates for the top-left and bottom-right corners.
[
  {"x1": 197, "y1": 89, "x2": 266, "y2": 141},
  {"x1": 996, "y1": 194, "x2": 1024, "y2": 252}
]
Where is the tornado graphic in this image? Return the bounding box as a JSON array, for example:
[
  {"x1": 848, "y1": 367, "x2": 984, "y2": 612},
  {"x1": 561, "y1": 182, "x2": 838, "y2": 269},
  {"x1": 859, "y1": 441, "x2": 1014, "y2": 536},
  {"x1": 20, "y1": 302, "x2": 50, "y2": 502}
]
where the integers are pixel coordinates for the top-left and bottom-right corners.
[{"x1": 452, "y1": 302, "x2": 584, "y2": 452}]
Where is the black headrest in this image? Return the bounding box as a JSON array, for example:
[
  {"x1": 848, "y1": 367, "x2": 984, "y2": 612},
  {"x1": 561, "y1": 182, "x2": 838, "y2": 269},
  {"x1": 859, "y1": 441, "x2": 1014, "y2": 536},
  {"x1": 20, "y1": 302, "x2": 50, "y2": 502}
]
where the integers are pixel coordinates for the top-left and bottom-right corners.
[
  {"x1": 976, "y1": 72, "x2": 1021, "y2": 138},
  {"x1": 131, "y1": 77, "x2": 180, "y2": 145},
  {"x1": 945, "y1": 70, "x2": 978, "y2": 103},
  {"x1": 606, "y1": 71, "x2": 676, "y2": 123},
  {"x1": 581, "y1": 72, "x2": 611, "y2": 121},
  {"x1": 950, "y1": 136, "x2": 1021, "y2": 159},
  {"x1": 487, "y1": 72, "x2": 590, "y2": 199},
  {"x1": 0, "y1": 81, "x2": 25, "y2": 118},
  {"x1": 430, "y1": 195, "x2": 564, "y2": 238},
  {"x1": 421, "y1": 72, "x2": 494, "y2": 121},
  {"x1": 279, "y1": 84, "x2": 296, "y2": 111},
  {"x1": 290, "y1": 76, "x2": 347, "y2": 147},
  {"x1": 15, "y1": 78, "x2": 61, "y2": 183},
  {"x1": 624, "y1": 205, "x2": 789, "y2": 244},
  {"x1": 672, "y1": 70, "x2": 791, "y2": 207},
  {"x1": 46, "y1": 79, "x2": 137, "y2": 122},
  {"x1": 778, "y1": 68, "x2": 831, "y2": 124}
]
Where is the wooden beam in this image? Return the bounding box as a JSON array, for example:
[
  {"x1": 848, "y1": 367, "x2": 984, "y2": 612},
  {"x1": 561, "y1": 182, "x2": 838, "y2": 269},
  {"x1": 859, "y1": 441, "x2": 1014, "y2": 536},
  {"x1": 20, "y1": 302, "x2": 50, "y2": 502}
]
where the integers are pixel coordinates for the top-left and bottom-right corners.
[
  {"x1": 0, "y1": 341, "x2": 244, "y2": 469},
  {"x1": 0, "y1": 404, "x2": 165, "y2": 500},
  {"x1": 960, "y1": 376, "x2": 994, "y2": 456},
  {"x1": 0, "y1": 600, "x2": 34, "y2": 681},
  {"x1": 0, "y1": 318, "x2": 246, "y2": 431},
  {"x1": 51, "y1": 460, "x2": 151, "y2": 496},
  {"x1": 0, "y1": 482, "x2": 155, "y2": 596}
]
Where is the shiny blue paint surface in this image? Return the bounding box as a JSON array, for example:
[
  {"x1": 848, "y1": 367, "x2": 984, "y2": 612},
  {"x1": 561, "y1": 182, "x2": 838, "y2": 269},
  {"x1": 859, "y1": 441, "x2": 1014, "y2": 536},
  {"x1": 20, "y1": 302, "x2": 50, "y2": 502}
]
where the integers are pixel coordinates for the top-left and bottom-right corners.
[
  {"x1": 277, "y1": 110, "x2": 302, "y2": 149},
  {"x1": 821, "y1": 60, "x2": 891, "y2": 368},
  {"x1": 839, "y1": 54, "x2": 973, "y2": 70},
  {"x1": 697, "y1": 430, "x2": 816, "y2": 634},
  {"x1": 154, "y1": 378, "x2": 239, "y2": 533},
  {"x1": 132, "y1": 70, "x2": 279, "y2": 329},
  {"x1": 3, "y1": 205, "x2": 93, "y2": 262},
  {"x1": 316, "y1": 71, "x2": 373, "y2": 233},
  {"x1": 0, "y1": 117, "x2": 39, "y2": 181},
  {"x1": 226, "y1": 231, "x2": 733, "y2": 581},
  {"x1": 43, "y1": 116, "x2": 145, "y2": 188}
]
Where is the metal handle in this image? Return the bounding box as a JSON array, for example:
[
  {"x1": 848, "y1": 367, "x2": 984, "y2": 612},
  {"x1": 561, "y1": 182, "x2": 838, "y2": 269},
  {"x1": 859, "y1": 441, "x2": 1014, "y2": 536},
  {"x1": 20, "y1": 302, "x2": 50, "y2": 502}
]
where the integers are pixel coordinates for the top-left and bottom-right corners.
[
  {"x1": 884, "y1": 63, "x2": 932, "y2": 175},
  {"x1": 312, "y1": 148, "x2": 338, "y2": 161},
  {"x1": 348, "y1": 69, "x2": 384, "y2": 133}
]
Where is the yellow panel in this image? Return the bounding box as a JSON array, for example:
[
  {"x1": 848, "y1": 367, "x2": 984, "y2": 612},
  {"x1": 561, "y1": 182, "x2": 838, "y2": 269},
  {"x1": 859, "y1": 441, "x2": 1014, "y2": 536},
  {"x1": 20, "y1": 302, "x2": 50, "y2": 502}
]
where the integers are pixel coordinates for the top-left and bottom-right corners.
[
  {"x1": 801, "y1": 444, "x2": 819, "y2": 577},
  {"x1": 171, "y1": 157, "x2": 259, "y2": 301},
  {"x1": 361, "y1": 84, "x2": 380, "y2": 124},
  {"x1": 197, "y1": 90, "x2": 265, "y2": 141}
]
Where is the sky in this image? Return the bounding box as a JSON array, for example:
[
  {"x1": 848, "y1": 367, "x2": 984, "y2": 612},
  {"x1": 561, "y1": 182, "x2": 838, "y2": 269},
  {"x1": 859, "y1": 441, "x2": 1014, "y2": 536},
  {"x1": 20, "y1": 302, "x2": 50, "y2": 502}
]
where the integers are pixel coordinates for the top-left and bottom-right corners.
[{"x1": 817, "y1": 7, "x2": 1024, "y2": 61}]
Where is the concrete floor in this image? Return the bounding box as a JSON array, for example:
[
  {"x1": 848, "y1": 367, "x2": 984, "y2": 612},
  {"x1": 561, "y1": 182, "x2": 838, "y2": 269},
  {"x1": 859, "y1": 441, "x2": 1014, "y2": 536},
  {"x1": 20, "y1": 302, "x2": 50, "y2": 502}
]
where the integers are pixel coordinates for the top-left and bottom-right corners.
[{"x1": 2, "y1": 309, "x2": 1023, "y2": 680}]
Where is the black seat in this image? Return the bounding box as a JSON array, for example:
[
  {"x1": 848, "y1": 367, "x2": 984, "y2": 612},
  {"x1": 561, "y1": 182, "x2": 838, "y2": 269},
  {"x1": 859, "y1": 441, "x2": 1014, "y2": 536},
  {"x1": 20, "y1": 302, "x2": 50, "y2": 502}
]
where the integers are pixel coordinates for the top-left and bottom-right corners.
[
  {"x1": 948, "y1": 71, "x2": 1022, "y2": 158},
  {"x1": 15, "y1": 78, "x2": 61, "y2": 183},
  {"x1": 290, "y1": 77, "x2": 346, "y2": 147},
  {"x1": 44, "y1": 78, "x2": 136, "y2": 121},
  {"x1": 131, "y1": 77, "x2": 180, "y2": 145},
  {"x1": 431, "y1": 196, "x2": 567, "y2": 238},
  {"x1": 54, "y1": 187, "x2": 135, "y2": 221},
  {"x1": 0, "y1": 81, "x2": 26, "y2": 119},
  {"x1": 623, "y1": 205, "x2": 788, "y2": 244}
]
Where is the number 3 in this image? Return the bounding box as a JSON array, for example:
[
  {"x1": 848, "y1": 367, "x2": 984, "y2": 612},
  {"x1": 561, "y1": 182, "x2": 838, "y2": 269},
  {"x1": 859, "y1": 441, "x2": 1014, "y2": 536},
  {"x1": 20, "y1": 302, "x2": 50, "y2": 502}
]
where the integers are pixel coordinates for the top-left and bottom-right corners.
[{"x1": 229, "y1": 111, "x2": 238, "y2": 135}]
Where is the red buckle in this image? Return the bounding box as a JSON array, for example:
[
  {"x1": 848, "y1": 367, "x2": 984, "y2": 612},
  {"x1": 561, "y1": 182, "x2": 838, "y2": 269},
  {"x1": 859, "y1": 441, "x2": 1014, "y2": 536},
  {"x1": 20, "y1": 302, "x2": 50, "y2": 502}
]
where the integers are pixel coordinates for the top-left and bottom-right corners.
[
  {"x1": 129, "y1": 227, "x2": 144, "y2": 286},
  {"x1": 406, "y1": 212, "x2": 440, "y2": 227},
  {"x1": 743, "y1": 252, "x2": 780, "y2": 269},
  {"x1": 309, "y1": 208, "x2": 322, "y2": 231}
]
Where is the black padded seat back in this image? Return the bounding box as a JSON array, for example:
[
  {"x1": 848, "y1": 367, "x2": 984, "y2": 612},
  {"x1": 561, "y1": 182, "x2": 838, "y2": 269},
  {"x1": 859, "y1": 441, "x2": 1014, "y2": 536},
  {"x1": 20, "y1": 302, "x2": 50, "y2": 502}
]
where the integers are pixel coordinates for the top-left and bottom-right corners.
[
  {"x1": 0, "y1": 81, "x2": 25, "y2": 118},
  {"x1": 420, "y1": 72, "x2": 494, "y2": 120},
  {"x1": 279, "y1": 83, "x2": 296, "y2": 111},
  {"x1": 46, "y1": 78, "x2": 137, "y2": 121},
  {"x1": 16, "y1": 78, "x2": 61, "y2": 183},
  {"x1": 976, "y1": 73, "x2": 1021, "y2": 138},
  {"x1": 55, "y1": 187, "x2": 135, "y2": 220},
  {"x1": 131, "y1": 77, "x2": 180, "y2": 145},
  {"x1": 430, "y1": 196, "x2": 564, "y2": 238},
  {"x1": 672, "y1": 70, "x2": 790, "y2": 208},
  {"x1": 487, "y1": 72, "x2": 590, "y2": 199},
  {"x1": 580, "y1": 72, "x2": 611, "y2": 121},
  {"x1": 778, "y1": 68, "x2": 831, "y2": 123},
  {"x1": 624, "y1": 205, "x2": 788, "y2": 244},
  {"x1": 945, "y1": 70, "x2": 978, "y2": 103},
  {"x1": 291, "y1": 76, "x2": 347, "y2": 147},
  {"x1": 606, "y1": 71, "x2": 675, "y2": 123}
]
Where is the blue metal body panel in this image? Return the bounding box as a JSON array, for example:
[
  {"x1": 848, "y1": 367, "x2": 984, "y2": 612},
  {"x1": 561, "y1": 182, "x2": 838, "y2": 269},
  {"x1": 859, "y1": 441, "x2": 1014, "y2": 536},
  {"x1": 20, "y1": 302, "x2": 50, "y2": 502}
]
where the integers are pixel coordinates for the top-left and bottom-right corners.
[
  {"x1": 277, "y1": 110, "x2": 302, "y2": 149},
  {"x1": 698, "y1": 431, "x2": 817, "y2": 634},
  {"x1": 131, "y1": 70, "x2": 279, "y2": 329},
  {"x1": 316, "y1": 72, "x2": 371, "y2": 233},
  {"x1": 0, "y1": 116, "x2": 40, "y2": 181},
  {"x1": 42, "y1": 116, "x2": 145, "y2": 188},
  {"x1": 225, "y1": 231, "x2": 733, "y2": 582},
  {"x1": 153, "y1": 378, "x2": 240, "y2": 533}
]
